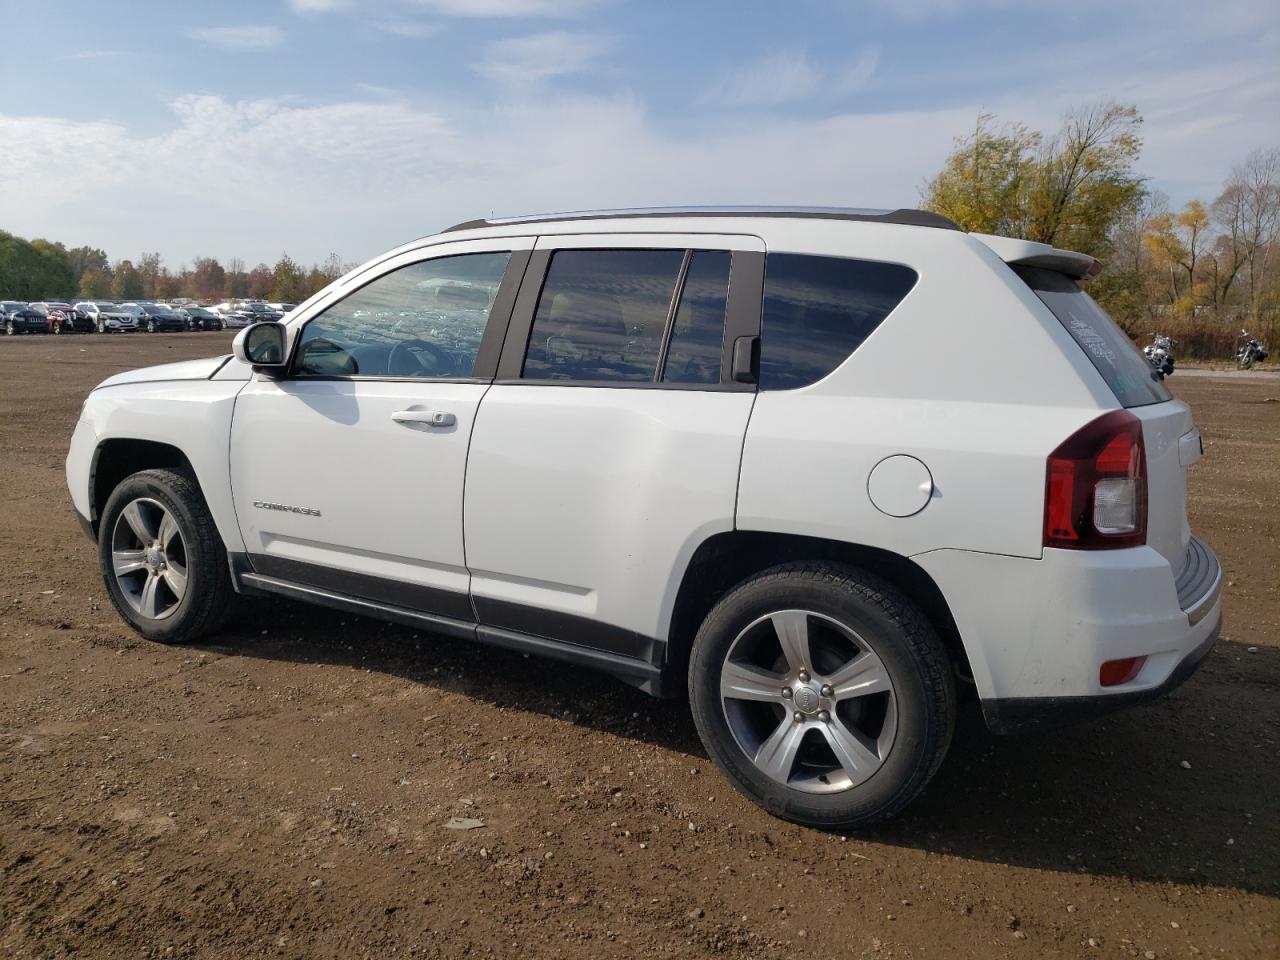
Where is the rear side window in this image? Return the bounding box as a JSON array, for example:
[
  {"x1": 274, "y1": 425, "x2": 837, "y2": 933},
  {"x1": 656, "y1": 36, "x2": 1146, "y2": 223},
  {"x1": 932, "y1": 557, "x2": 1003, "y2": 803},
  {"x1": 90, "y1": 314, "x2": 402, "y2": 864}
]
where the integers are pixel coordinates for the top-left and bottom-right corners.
[
  {"x1": 760, "y1": 254, "x2": 917, "y2": 390},
  {"x1": 522, "y1": 249, "x2": 685, "y2": 382},
  {"x1": 1017, "y1": 267, "x2": 1170, "y2": 407},
  {"x1": 662, "y1": 250, "x2": 731, "y2": 385}
]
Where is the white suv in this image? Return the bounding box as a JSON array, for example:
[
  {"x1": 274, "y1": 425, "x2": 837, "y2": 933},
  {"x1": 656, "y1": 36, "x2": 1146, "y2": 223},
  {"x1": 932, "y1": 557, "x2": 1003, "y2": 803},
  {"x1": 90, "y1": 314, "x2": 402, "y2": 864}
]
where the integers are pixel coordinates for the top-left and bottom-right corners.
[{"x1": 65, "y1": 208, "x2": 1221, "y2": 828}]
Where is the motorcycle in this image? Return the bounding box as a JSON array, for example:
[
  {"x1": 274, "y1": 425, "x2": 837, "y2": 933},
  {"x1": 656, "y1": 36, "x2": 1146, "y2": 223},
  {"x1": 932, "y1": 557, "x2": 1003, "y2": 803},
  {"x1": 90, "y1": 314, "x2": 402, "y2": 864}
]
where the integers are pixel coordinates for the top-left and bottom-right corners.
[
  {"x1": 1236, "y1": 330, "x2": 1270, "y2": 370},
  {"x1": 1143, "y1": 333, "x2": 1176, "y2": 378}
]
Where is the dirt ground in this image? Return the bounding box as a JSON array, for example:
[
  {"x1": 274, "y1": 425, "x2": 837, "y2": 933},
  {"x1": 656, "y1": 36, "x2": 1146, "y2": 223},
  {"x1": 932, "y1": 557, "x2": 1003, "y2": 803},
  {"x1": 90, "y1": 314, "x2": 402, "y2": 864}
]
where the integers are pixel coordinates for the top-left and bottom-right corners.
[{"x1": 1, "y1": 333, "x2": 1276, "y2": 960}]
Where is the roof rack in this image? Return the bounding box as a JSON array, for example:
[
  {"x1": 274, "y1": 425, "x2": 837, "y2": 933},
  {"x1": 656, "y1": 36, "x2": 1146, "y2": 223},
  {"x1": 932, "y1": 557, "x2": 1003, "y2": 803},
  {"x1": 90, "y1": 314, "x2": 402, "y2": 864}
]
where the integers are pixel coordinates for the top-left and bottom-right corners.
[{"x1": 443, "y1": 206, "x2": 961, "y2": 233}]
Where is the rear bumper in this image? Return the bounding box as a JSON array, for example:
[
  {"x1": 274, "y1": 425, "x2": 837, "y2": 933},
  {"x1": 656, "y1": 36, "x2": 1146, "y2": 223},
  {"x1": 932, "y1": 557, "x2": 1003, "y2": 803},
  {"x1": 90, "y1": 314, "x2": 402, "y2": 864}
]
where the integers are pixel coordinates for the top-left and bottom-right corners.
[
  {"x1": 982, "y1": 611, "x2": 1220, "y2": 733},
  {"x1": 914, "y1": 537, "x2": 1223, "y2": 730}
]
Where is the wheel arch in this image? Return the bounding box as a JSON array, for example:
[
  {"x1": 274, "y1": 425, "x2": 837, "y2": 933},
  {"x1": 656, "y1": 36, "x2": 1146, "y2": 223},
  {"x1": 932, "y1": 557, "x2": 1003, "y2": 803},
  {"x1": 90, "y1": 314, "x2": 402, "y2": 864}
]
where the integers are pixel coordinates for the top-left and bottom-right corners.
[
  {"x1": 89, "y1": 439, "x2": 196, "y2": 534},
  {"x1": 662, "y1": 531, "x2": 973, "y2": 695}
]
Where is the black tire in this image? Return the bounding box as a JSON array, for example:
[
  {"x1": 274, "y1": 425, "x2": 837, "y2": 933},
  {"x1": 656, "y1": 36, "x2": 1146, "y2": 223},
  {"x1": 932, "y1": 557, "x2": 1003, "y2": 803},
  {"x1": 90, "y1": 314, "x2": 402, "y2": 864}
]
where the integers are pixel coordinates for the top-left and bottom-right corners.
[
  {"x1": 97, "y1": 468, "x2": 236, "y2": 643},
  {"x1": 688, "y1": 562, "x2": 955, "y2": 830},
  {"x1": 4, "y1": 319, "x2": 14, "y2": 336}
]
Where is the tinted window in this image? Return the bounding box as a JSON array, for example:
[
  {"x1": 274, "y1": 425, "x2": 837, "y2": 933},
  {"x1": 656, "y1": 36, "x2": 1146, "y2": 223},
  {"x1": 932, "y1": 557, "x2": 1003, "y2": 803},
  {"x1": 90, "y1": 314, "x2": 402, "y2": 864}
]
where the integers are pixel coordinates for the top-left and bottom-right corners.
[
  {"x1": 760, "y1": 254, "x2": 917, "y2": 390},
  {"x1": 662, "y1": 251, "x2": 730, "y2": 385},
  {"x1": 522, "y1": 249, "x2": 684, "y2": 382},
  {"x1": 1017, "y1": 267, "x2": 1170, "y2": 408},
  {"x1": 295, "y1": 252, "x2": 509, "y2": 378}
]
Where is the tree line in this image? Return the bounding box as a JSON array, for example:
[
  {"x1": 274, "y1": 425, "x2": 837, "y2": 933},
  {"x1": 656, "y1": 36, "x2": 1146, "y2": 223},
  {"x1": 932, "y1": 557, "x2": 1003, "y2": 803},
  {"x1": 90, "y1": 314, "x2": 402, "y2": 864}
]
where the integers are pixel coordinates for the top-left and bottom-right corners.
[
  {"x1": 0, "y1": 234, "x2": 354, "y2": 305},
  {"x1": 923, "y1": 102, "x2": 1279, "y2": 356}
]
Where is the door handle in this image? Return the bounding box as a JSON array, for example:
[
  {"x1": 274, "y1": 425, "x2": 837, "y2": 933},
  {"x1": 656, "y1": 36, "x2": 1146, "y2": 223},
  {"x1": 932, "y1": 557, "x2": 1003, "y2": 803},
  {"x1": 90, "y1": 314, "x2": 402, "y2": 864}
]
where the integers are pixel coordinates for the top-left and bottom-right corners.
[{"x1": 391, "y1": 409, "x2": 456, "y2": 428}]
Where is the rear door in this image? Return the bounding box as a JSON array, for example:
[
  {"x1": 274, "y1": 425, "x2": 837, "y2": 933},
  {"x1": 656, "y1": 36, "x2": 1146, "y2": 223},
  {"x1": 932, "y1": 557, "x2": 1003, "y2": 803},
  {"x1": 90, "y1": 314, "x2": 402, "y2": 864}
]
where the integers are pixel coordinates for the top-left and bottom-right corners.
[{"x1": 463, "y1": 233, "x2": 765, "y2": 661}]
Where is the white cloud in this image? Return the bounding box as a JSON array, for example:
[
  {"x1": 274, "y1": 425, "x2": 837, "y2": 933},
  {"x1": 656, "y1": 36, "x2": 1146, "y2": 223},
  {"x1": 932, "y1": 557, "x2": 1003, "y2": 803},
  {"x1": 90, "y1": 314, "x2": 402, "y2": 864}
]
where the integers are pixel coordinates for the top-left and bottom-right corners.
[
  {"x1": 0, "y1": 91, "x2": 963, "y2": 265},
  {"x1": 703, "y1": 47, "x2": 880, "y2": 106},
  {"x1": 186, "y1": 26, "x2": 286, "y2": 52},
  {"x1": 474, "y1": 31, "x2": 613, "y2": 87}
]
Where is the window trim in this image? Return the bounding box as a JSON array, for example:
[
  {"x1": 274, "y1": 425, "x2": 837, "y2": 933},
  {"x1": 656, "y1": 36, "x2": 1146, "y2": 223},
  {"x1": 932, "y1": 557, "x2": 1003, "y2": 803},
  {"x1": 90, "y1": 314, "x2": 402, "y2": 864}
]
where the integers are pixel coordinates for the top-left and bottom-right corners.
[
  {"x1": 282, "y1": 248, "x2": 531, "y2": 383},
  {"x1": 494, "y1": 244, "x2": 761, "y2": 392}
]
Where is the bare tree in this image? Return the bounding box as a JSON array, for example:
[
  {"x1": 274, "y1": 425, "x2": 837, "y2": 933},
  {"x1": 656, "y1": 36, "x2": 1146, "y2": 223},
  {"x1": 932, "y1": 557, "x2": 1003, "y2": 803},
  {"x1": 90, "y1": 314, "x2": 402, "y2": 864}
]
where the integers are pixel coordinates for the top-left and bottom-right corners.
[{"x1": 1212, "y1": 148, "x2": 1280, "y2": 320}]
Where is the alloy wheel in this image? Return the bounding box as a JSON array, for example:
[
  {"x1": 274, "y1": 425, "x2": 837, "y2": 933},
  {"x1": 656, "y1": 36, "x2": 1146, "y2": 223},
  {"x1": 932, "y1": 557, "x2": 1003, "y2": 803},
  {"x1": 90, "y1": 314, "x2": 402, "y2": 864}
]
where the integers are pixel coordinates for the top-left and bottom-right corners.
[
  {"x1": 719, "y1": 609, "x2": 898, "y2": 794},
  {"x1": 110, "y1": 498, "x2": 189, "y2": 621}
]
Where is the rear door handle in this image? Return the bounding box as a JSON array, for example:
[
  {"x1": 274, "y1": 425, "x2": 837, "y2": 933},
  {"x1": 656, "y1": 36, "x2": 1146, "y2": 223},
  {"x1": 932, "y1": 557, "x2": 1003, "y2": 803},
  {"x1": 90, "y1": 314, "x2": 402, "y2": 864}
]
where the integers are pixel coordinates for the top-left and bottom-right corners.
[{"x1": 391, "y1": 409, "x2": 456, "y2": 428}]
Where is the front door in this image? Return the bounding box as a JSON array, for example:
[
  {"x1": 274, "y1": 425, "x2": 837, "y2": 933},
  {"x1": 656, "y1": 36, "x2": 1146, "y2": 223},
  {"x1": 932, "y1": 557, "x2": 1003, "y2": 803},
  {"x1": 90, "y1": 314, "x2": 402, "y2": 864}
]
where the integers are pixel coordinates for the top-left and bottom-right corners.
[{"x1": 229, "y1": 238, "x2": 531, "y2": 622}]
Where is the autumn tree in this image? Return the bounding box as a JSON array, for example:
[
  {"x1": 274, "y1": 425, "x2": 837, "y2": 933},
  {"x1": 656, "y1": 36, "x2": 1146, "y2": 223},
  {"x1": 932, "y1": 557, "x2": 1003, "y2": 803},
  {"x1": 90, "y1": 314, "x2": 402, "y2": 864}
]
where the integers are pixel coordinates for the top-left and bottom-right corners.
[
  {"x1": 924, "y1": 102, "x2": 1144, "y2": 259},
  {"x1": 65, "y1": 245, "x2": 110, "y2": 288},
  {"x1": 189, "y1": 257, "x2": 227, "y2": 301},
  {"x1": 155, "y1": 270, "x2": 184, "y2": 300},
  {"x1": 247, "y1": 263, "x2": 272, "y2": 299},
  {"x1": 136, "y1": 251, "x2": 164, "y2": 299},
  {"x1": 111, "y1": 259, "x2": 145, "y2": 300},
  {"x1": 78, "y1": 267, "x2": 114, "y2": 298},
  {"x1": 1145, "y1": 200, "x2": 1212, "y2": 310},
  {"x1": 270, "y1": 253, "x2": 306, "y2": 302}
]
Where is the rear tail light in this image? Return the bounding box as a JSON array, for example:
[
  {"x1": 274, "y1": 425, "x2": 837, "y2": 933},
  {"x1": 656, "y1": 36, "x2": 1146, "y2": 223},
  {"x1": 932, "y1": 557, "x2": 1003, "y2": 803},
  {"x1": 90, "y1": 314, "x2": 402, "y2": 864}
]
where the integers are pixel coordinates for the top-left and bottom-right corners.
[{"x1": 1045, "y1": 410, "x2": 1146, "y2": 549}]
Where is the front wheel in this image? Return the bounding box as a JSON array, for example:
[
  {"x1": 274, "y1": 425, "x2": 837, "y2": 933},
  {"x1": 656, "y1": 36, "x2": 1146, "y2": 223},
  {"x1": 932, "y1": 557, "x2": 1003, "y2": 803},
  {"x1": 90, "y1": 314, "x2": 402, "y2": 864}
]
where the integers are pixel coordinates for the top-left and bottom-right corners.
[
  {"x1": 688, "y1": 563, "x2": 955, "y2": 830},
  {"x1": 4, "y1": 319, "x2": 14, "y2": 336},
  {"x1": 98, "y1": 468, "x2": 235, "y2": 643}
]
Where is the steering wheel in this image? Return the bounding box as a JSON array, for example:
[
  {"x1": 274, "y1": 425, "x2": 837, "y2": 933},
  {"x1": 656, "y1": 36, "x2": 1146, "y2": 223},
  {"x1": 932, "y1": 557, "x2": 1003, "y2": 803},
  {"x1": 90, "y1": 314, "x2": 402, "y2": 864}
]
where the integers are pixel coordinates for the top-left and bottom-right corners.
[{"x1": 388, "y1": 338, "x2": 451, "y2": 377}]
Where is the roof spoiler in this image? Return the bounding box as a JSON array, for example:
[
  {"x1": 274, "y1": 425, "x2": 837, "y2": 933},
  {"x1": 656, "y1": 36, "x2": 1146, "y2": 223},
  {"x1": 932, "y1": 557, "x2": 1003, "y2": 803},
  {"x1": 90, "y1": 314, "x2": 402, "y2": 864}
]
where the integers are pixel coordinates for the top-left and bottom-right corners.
[{"x1": 972, "y1": 233, "x2": 1101, "y2": 280}]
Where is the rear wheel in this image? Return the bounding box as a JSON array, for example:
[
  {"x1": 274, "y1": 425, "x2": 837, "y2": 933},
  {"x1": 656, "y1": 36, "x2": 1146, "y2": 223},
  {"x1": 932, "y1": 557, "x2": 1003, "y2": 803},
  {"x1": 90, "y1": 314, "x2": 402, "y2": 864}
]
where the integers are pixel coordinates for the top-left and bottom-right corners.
[
  {"x1": 98, "y1": 468, "x2": 235, "y2": 643},
  {"x1": 688, "y1": 562, "x2": 954, "y2": 830}
]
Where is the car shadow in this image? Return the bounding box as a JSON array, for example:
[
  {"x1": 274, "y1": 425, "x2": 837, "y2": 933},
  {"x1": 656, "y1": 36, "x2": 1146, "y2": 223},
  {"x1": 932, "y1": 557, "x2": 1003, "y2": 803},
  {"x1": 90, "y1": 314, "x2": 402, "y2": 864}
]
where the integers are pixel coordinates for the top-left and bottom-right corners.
[{"x1": 201, "y1": 599, "x2": 1279, "y2": 898}]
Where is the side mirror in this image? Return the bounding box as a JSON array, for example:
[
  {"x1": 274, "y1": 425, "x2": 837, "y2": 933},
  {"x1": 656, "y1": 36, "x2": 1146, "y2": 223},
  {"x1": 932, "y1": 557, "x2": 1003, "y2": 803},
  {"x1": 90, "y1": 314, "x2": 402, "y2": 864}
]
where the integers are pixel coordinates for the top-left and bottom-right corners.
[{"x1": 233, "y1": 321, "x2": 288, "y2": 371}]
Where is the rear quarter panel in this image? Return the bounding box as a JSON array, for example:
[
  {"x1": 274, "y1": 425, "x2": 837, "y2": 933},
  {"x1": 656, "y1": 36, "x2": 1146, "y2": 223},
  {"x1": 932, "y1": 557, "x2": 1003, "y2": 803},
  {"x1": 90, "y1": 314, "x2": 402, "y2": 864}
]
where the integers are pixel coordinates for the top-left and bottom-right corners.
[{"x1": 736, "y1": 224, "x2": 1117, "y2": 561}]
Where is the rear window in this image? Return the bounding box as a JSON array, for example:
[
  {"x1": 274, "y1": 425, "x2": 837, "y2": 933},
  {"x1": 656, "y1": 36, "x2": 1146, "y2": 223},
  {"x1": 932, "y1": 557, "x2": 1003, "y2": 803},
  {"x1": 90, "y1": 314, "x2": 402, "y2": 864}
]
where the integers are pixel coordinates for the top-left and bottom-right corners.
[
  {"x1": 760, "y1": 254, "x2": 917, "y2": 390},
  {"x1": 1017, "y1": 267, "x2": 1170, "y2": 408}
]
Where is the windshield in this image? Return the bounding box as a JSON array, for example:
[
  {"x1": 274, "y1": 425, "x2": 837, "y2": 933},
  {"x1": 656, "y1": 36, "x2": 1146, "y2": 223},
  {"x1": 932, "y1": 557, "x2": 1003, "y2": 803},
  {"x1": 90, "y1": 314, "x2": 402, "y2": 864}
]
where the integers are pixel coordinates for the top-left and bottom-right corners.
[
  {"x1": 189, "y1": 308, "x2": 214, "y2": 317},
  {"x1": 1016, "y1": 266, "x2": 1172, "y2": 408}
]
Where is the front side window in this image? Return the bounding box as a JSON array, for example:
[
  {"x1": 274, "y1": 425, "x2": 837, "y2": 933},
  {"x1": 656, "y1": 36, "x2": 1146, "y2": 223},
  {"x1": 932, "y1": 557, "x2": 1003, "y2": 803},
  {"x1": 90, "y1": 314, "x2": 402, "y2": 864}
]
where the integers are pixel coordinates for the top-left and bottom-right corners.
[
  {"x1": 759, "y1": 254, "x2": 917, "y2": 390},
  {"x1": 294, "y1": 252, "x2": 510, "y2": 378}
]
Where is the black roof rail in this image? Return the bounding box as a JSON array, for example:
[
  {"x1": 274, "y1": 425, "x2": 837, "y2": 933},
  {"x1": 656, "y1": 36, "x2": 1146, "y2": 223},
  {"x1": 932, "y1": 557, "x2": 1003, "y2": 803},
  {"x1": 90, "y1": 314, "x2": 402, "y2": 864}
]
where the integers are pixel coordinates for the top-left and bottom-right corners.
[{"x1": 442, "y1": 206, "x2": 960, "y2": 233}]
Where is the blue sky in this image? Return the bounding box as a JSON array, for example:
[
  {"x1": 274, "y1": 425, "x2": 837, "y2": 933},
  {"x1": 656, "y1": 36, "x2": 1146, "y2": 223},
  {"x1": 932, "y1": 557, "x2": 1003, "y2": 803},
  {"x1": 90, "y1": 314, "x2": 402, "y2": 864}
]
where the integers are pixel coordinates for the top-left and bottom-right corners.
[{"x1": 1, "y1": 0, "x2": 1277, "y2": 268}]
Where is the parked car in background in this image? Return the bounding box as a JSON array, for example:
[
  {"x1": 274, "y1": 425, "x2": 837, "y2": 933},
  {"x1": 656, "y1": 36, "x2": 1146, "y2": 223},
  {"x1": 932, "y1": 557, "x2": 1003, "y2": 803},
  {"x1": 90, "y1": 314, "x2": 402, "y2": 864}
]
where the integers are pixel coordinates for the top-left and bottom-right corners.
[
  {"x1": 30, "y1": 301, "x2": 93, "y2": 334},
  {"x1": 211, "y1": 302, "x2": 256, "y2": 328},
  {"x1": 2, "y1": 301, "x2": 49, "y2": 335},
  {"x1": 121, "y1": 302, "x2": 187, "y2": 333},
  {"x1": 75, "y1": 301, "x2": 139, "y2": 333},
  {"x1": 237, "y1": 302, "x2": 284, "y2": 322},
  {"x1": 176, "y1": 306, "x2": 225, "y2": 331},
  {"x1": 266, "y1": 302, "x2": 297, "y2": 315}
]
